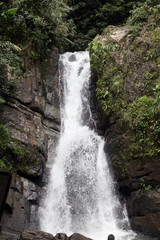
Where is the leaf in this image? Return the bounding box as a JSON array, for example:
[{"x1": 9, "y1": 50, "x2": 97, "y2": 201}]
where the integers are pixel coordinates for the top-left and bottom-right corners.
[
  {"x1": 7, "y1": 8, "x2": 18, "y2": 15},
  {"x1": 1, "y1": 8, "x2": 18, "y2": 18},
  {"x1": 104, "y1": 90, "x2": 109, "y2": 97},
  {"x1": 0, "y1": 96, "x2": 6, "y2": 104}
]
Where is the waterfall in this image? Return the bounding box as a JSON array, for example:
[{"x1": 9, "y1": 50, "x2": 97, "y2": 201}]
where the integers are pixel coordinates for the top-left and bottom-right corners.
[{"x1": 39, "y1": 51, "x2": 135, "y2": 240}]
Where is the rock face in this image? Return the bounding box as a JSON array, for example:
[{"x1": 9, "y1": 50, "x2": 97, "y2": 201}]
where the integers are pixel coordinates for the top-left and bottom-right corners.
[
  {"x1": 0, "y1": 47, "x2": 60, "y2": 237},
  {"x1": 127, "y1": 189, "x2": 160, "y2": 237},
  {"x1": 1, "y1": 175, "x2": 40, "y2": 239},
  {"x1": 89, "y1": 3, "x2": 160, "y2": 237}
]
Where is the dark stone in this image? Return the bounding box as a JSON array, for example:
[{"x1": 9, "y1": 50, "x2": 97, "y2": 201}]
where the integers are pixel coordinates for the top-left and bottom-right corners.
[
  {"x1": 0, "y1": 171, "x2": 12, "y2": 221},
  {"x1": 107, "y1": 234, "x2": 115, "y2": 240},
  {"x1": 1, "y1": 175, "x2": 40, "y2": 238},
  {"x1": 69, "y1": 233, "x2": 93, "y2": 240},
  {"x1": 68, "y1": 55, "x2": 76, "y2": 62},
  {"x1": 55, "y1": 233, "x2": 68, "y2": 240},
  {"x1": 20, "y1": 230, "x2": 54, "y2": 240},
  {"x1": 127, "y1": 189, "x2": 160, "y2": 237}
]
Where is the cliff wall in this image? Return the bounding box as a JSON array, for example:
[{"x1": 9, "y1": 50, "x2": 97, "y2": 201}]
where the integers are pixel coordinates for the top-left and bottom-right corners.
[
  {"x1": 89, "y1": 3, "x2": 160, "y2": 237},
  {"x1": 0, "y1": 48, "x2": 60, "y2": 238}
]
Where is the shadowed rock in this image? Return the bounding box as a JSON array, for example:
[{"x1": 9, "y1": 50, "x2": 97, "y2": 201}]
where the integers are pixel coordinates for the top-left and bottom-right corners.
[
  {"x1": 55, "y1": 233, "x2": 68, "y2": 240},
  {"x1": 69, "y1": 233, "x2": 93, "y2": 240},
  {"x1": 68, "y1": 55, "x2": 76, "y2": 62},
  {"x1": 20, "y1": 230, "x2": 55, "y2": 240}
]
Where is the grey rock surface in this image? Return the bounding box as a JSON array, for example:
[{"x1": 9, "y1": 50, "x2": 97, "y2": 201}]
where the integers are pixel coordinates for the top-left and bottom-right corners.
[
  {"x1": 20, "y1": 230, "x2": 54, "y2": 240},
  {"x1": 0, "y1": 48, "x2": 60, "y2": 237}
]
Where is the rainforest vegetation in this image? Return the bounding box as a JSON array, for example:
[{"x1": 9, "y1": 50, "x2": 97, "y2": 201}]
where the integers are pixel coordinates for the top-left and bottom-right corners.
[
  {"x1": 1, "y1": 1, "x2": 160, "y2": 237},
  {"x1": 0, "y1": 0, "x2": 150, "y2": 104},
  {"x1": 0, "y1": 0, "x2": 159, "y2": 171},
  {"x1": 89, "y1": 0, "x2": 160, "y2": 177}
]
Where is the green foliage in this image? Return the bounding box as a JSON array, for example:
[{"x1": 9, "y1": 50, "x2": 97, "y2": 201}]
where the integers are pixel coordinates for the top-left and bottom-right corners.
[
  {"x1": 0, "y1": 125, "x2": 10, "y2": 151},
  {"x1": 67, "y1": 0, "x2": 146, "y2": 50},
  {"x1": 140, "y1": 178, "x2": 160, "y2": 190},
  {"x1": 0, "y1": 41, "x2": 22, "y2": 100},
  {"x1": 0, "y1": 0, "x2": 71, "y2": 101},
  {"x1": 89, "y1": 1, "x2": 160, "y2": 176},
  {"x1": 126, "y1": 3, "x2": 149, "y2": 37},
  {"x1": 34, "y1": 157, "x2": 40, "y2": 167},
  {"x1": 124, "y1": 96, "x2": 153, "y2": 128},
  {"x1": 113, "y1": 158, "x2": 128, "y2": 177},
  {"x1": 140, "y1": 178, "x2": 153, "y2": 190},
  {"x1": 127, "y1": 3, "x2": 148, "y2": 25},
  {"x1": 89, "y1": 40, "x2": 106, "y2": 76},
  {"x1": 0, "y1": 124, "x2": 33, "y2": 172},
  {"x1": 11, "y1": 146, "x2": 30, "y2": 160},
  {"x1": 89, "y1": 39, "x2": 124, "y2": 118},
  {"x1": 127, "y1": 1, "x2": 160, "y2": 38},
  {"x1": 0, "y1": 157, "x2": 14, "y2": 171},
  {"x1": 0, "y1": 125, "x2": 15, "y2": 171},
  {"x1": 123, "y1": 96, "x2": 160, "y2": 158},
  {"x1": 1, "y1": 8, "x2": 18, "y2": 18},
  {"x1": 0, "y1": 96, "x2": 6, "y2": 104},
  {"x1": 152, "y1": 83, "x2": 160, "y2": 115},
  {"x1": 0, "y1": 0, "x2": 70, "y2": 59}
]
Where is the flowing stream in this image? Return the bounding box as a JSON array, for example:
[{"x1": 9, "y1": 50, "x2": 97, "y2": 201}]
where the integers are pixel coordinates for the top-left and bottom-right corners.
[{"x1": 39, "y1": 52, "x2": 153, "y2": 240}]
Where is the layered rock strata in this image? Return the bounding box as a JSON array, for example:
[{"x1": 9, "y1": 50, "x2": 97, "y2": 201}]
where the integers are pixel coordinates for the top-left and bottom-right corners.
[{"x1": 0, "y1": 47, "x2": 60, "y2": 238}]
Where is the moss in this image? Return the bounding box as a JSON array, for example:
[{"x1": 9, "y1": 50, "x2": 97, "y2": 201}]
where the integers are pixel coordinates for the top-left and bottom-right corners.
[
  {"x1": 0, "y1": 124, "x2": 10, "y2": 151},
  {"x1": 34, "y1": 157, "x2": 40, "y2": 167},
  {"x1": 113, "y1": 157, "x2": 128, "y2": 177},
  {"x1": 11, "y1": 137, "x2": 22, "y2": 144},
  {"x1": 11, "y1": 146, "x2": 30, "y2": 160},
  {"x1": 0, "y1": 122, "x2": 42, "y2": 174},
  {"x1": 9, "y1": 123, "x2": 25, "y2": 133},
  {"x1": 140, "y1": 177, "x2": 160, "y2": 190},
  {"x1": 0, "y1": 156, "x2": 14, "y2": 171}
]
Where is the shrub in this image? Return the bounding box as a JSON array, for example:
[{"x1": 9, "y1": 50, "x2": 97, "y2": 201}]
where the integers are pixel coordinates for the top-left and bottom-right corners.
[
  {"x1": 0, "y1": 0, "x2": 70, "y2": 59},
  {"x1": 0, "y1": 41, "x2": 22, "y2": 100}
]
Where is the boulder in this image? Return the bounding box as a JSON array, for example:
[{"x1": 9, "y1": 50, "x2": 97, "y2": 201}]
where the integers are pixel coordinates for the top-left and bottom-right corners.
[
  {"x1": 55, "y1": 233, "x2": 68, "y2": 240},
  {"x1": 20, "y1": 230, "x2": 54, "y2": 240},
  {"x1": 69, "y1": 233, "x2": 93, "y2": 240},
  {"x1": 127, "y1": 189, "x2": 160, "y2": 237}
]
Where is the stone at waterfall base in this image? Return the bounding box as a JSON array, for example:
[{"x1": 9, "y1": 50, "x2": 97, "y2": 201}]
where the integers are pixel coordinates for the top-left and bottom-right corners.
[
  {"x1": 20, "y1": 230, "x2": 54, "y2": 240},
  {"x1": 3, "y1": 230, "x2": 93, "y2": 240},
  {"x1": 69, "y1": 233, "x2": 93, "y2": 240}
]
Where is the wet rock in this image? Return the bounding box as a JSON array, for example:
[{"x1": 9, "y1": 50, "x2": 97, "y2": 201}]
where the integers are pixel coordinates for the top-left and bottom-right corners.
[
  {"x1": 55, "y1": 233, "x2": 68, "y2": 240},
  {"x1": 0, "y1": 47, "x2": 60, "y2": 238},
  {"x1": 20, "y1": 230, "x2": 54, "y2": 240},
  {"x1": 127, "y1": 189, "x2": 160, "y2": 237},
  {"x1": 0, "y1": 47, "x2": 60, "y2": 178},
  {"x1": 69, "y1": 233, "x2": 93, "y2": 240},
  {"x1": 68, "y1": 54, "x2": 76, "y2": 62},
  {"x1": 0, "y1": 171, "x2": 12, "y2": 221},
  {"x1": 1, "y1": 175, "x2": 40, "y2": 238}
]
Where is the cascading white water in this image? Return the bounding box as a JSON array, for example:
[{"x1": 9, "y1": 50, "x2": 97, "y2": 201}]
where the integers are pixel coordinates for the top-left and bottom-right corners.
[{"x1": 39, "y1": 51, "x2": 136, "y2": 240}]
